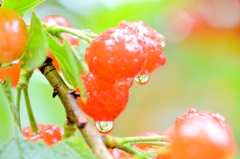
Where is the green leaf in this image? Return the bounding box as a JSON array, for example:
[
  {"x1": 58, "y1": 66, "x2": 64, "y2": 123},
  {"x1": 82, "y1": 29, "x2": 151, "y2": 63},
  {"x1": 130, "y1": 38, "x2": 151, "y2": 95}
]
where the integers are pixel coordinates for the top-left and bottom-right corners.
[
  {"x1": 2, "y1": 0, "x2": 44, "y2": 15},
  {"x1": 47, "y1": 33, "x2": 87, "y2": 102},
  {"x1": 21, "y1": 11, "x2": 48, "y2": 71},
  {"x1": 0, "y1": 134, "x2": 97, "y2": 159}
]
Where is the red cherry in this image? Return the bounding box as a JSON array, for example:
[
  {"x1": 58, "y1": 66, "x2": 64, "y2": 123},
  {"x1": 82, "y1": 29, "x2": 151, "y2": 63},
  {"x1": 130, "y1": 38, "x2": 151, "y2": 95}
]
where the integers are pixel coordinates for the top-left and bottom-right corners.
[
  {"x1": 22, "y1": 124, "x2": 63, "y2": 146},
  {"x1": 85, "y1": 26, "x2": 147, "y2": 82},
  {"x1": 119, "y1": 21, "x2": 166, "y2": 75},
  {"x1": 0, "y1": 8, "x2": 28, "y2": 64},
  {"x1": 171, "y1": 108, "x2": 237, "y2": 159},
  {"x1": 77, "y1": 72, "x2": 129, "y2": 122}
]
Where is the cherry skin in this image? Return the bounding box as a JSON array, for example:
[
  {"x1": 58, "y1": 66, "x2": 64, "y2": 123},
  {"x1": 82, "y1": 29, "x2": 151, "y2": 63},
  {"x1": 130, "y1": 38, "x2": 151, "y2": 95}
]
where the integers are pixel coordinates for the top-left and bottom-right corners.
[
  {"x1": 0, "y1": 8, "x2": 28, "y2": 64},
  {"x1": 22, "y1": 124, "x2": 63, "y2": 146}
]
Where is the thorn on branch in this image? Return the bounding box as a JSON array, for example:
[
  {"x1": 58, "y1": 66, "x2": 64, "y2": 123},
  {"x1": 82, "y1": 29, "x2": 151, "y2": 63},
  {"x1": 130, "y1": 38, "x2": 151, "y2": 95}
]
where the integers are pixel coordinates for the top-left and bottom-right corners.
[
  {"x1": 78, "y1": 122, "x2": 87, "y2": 129},
  {"x1": 52, "y1": 84, "x2": 60, "y2": 98},
  {"x1": 69, "y1": 91, "x2": 80, "y2": 99}
]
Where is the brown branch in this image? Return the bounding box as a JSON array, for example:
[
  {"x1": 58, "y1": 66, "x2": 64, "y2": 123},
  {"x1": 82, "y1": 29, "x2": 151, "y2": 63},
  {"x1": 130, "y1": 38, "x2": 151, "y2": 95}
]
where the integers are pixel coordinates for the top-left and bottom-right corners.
[{"x1": 39, "y1": 57, "x2": 113, "y2": 159}]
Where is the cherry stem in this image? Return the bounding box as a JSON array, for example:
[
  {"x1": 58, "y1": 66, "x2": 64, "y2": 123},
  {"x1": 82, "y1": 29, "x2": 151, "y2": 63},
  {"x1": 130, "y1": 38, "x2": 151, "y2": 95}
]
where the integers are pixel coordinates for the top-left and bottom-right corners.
[
  {"x1": 103, "y1": 135, "x2": 171, "y2": 158},
  {"x1": 0, "y1": 60, "x2": 18, "y2": 68},
  {"x1": 44, "y1": 24, "x2": 97, "y2": 44},
  {"x1": 38, "y1": 57, "x2": 113, "y2": 159},
  {"x1": 1, "y1": 78, "x2": 20, "y2": 130},
  {"x1": 71, "y1": 48, "x2": 89, "y2": 74},
  {"x1": 117, "y1": 144, "x2": 152, "y2": 159},
  {"x1": 121, "y1": 136, "x2": 170, "y2": 145},
  {"x1": 17, "y1": 69, "x2": 39, "y2": 134},
  {"x1": 16, "y1": 85, "x2": 22, "y2": 128}
]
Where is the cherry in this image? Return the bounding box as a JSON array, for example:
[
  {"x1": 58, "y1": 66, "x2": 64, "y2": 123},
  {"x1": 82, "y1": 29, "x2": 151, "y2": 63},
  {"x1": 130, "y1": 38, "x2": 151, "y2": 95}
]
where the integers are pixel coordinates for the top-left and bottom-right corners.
[
  {"x1": 119, "y1": 21, "x2": 166, "y2": 75},
  {"x1": 85, "y1": 26, "x2": 147, "y2": 82},
  {"x1": 0, "y1": 8, "x2": 28, "y2": 64},
  {"x1": 171, "y1": 108, "x2": 237, "y2": 159},
  {"x1": 77, "y1": 72, "x2": 129, "y2": 121},
  {"x1": 22, "y1": 124, "x2": 63, "y2": 146}
]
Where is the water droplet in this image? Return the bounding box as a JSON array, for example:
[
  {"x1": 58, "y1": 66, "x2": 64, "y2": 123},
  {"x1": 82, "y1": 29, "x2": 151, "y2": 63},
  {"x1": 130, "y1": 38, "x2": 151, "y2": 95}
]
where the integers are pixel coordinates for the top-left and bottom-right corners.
[
  {"x1": 187, "y1": 108, "x2": 199, "y2": 114},
  {"x1": 158, "y1": 34, "x2": 167, "y2": 47},
  {"x1": 95, "y1": 121, "x2": 114, "y2": 134},
  {"x1": 134, "y1": 74, "x2": 150, "y2": 85}
]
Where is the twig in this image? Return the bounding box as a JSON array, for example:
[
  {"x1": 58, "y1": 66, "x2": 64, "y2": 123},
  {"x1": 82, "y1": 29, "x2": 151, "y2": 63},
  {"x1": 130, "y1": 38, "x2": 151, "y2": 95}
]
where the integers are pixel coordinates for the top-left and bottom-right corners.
[
  {"x1": 44, "y1": 24, "x2": 97, "y2": 43},
  {"x1": 18, "y1": 69, "x2": 39, "y2": 133},
  {"x1": 39, "y1": 57, "x2": 113, "y2": 159}
]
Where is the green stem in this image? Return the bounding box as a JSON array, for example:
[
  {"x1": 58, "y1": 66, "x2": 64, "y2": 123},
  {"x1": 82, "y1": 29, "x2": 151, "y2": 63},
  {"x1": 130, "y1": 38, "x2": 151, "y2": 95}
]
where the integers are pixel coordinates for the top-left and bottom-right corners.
[
  {"x1": 44, "y1": 24, "x2": 97, "y2": 43},
  {"x1": 16, "y1": 85, "x2": 22, "y2": 128},
  {"x1": 72, "y1": 48, "x2": 89, "y2": 74},
  {"x1": 118, "y1": 144, "x2": 151, "y2": 159},
  {"x1": 121, "y1": 136, "x2": 169, "y2": 144},
  {"x1": 103, "y1": 135, "x2": 171, "y2": 158},
  {"x1": 23, "y1": 87, "x2": 38, "y2": 133},
  {"x1": 18, "y1": 69, "x2": 38, "y2": 134},
  {"x1": 0, "y1": 60, "x2": 18, "y2": 68}
]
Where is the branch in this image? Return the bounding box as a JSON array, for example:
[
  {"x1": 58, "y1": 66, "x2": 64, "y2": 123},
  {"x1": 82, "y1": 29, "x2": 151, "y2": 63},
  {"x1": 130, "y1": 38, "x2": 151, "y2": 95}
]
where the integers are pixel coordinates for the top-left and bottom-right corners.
[{"x1": 39, "y1": 57, "x2": 113, "y2": 159}]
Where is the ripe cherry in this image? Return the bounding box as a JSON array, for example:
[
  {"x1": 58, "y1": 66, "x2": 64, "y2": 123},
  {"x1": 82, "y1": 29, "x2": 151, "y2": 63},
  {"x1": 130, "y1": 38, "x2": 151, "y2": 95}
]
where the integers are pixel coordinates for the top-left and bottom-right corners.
[
  {"x1": 171, "y1": 108, "x2": 237, "y2": 159},
  {"x1": 119, "y1": 21, "x2": 166, "y2": 75},
  {"x1": 22, "y1": 124, "x2": 63, "y2": 146},
  {"x1": 0, "y1": 8, "x2": 28, "y2": 64},
  {"x1": 85, "y1": 26, "x2": 147, "y2": 82},
  {"x1": 77, "y1": 72, "x2": 129, "y2": 128}
]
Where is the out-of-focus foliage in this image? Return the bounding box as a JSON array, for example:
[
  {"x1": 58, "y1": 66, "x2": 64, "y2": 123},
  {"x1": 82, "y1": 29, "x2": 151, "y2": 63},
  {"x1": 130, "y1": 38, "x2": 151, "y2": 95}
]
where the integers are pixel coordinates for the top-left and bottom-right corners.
[{"x1": 0, "y1": 0, "x2": 239, "y2": 158}]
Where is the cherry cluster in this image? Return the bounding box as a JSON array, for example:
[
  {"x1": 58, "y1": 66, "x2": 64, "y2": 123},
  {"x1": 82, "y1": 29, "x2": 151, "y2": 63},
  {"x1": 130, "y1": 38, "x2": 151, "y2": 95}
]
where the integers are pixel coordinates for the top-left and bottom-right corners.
[
  {"x1": 77, "y1": 21, "x2": 166, "y2": 133},
  {"x1": 109, "y1": 108, "x2": 237, "y2": 159}
]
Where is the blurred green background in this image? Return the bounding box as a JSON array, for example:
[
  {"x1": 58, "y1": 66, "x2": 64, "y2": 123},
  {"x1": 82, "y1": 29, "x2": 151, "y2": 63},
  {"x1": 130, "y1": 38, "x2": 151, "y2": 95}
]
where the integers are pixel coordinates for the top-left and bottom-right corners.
[{"x1": 0, "y1": 0, "x2": 239, "y2": 158}]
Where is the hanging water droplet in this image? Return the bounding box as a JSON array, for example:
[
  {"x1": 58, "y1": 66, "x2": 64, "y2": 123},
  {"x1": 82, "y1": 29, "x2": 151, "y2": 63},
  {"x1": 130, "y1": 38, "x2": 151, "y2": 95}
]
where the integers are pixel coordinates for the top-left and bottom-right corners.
[
  {"x1": 134, "y1": 74, "x2": 150, "y2": 85},
  {"x1": 158, "y1": 33, "x2": 167, "y2": 47},
  {"x1": 95, "y1": 121, "x2": 114, "y2": 134}
]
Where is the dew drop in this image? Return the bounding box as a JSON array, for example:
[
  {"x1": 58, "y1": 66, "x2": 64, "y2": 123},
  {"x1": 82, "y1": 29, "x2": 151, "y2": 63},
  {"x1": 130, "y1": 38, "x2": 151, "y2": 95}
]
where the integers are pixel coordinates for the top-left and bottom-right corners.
[
  {"x1": 134, "y1": 74, "x2": 150, "y2": 85},
  {"x1": 95, "y1": 121, "x2": 114, "y2": 134},
  {"x1": 158, "y1": 33, "x2": 167, "y2": 47}
]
